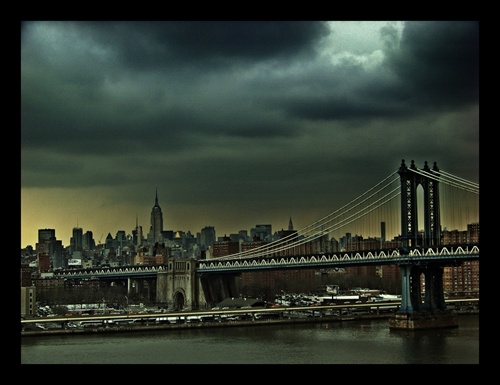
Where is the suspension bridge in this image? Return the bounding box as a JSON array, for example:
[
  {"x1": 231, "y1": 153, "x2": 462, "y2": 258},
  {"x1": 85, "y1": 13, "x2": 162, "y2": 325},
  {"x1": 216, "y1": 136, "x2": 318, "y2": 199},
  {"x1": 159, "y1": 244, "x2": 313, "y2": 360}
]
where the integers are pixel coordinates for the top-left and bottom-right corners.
[
  {"x1": 196, "y1": 159, "x2": 479, "y2": 329},
  {"x1": 202, "y1": 159, "x2": 478, "y2": 263},
  {"x1": 57, "y1": 159, "x2": 479, "y2": 329}
]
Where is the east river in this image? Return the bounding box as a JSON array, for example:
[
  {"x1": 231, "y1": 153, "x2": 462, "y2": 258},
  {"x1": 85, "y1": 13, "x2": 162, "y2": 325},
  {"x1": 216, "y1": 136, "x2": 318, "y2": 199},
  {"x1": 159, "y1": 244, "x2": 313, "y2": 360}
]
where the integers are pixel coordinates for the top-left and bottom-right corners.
[{"x1": 20, "y1": 314, "x2": 479, "y2": 365}]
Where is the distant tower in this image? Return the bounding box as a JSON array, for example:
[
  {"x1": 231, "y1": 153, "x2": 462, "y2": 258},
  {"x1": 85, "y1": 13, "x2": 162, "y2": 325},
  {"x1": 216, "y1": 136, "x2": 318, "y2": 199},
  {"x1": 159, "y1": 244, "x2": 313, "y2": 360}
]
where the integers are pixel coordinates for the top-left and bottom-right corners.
[
  {"x1": 36, "y1": 228, "x2": 63, "y2": 270},
  {"x1": 149, "y1": 188, "x2": 164, "y2": 245},
  {"x1": 134, "y1": 214, "x2": 143, "y2": 246},
  {"x1": 288, "y1": 216, "x2": 294, "y2": 231},
  {"x1": 38, "y1": 229, "x2": 56, "y2": 243},
  {"x1": 71, "y1": 226, "x2": 83, "y2": 253},
  {"x1": 200, "y1": 226, "x2": 216, "y2": 250}
]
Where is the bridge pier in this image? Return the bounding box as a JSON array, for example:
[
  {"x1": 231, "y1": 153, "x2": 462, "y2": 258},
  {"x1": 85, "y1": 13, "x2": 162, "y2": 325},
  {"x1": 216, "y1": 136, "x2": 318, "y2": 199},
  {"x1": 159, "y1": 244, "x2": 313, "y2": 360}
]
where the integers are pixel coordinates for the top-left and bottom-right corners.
[
  {"x1": 391, "y1": 160, "x2": 458, "y2": 330},
  {"x1": 390, "y1": 262, "x2": 457, "y2": 330},
  {"x1": 389, "y1": 311, "x2": 457, "y2": 330},
  {"x1": 399, "y1": 264, "x2": 413, "y2": 313},
  {"x1": 423, "y1": 265, "x2": 446, "y2": 311}
]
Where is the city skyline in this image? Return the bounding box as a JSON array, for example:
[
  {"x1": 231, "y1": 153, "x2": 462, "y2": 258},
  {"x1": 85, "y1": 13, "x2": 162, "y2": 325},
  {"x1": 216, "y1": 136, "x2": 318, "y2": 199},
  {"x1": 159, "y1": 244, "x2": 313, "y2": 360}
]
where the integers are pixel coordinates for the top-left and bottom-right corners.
[
  {"x1": 21, "y1": 21, "x2": 479, "y2": 248},
  {"x1": 22, "y1": 186, "x2": 479, "y2": 250}
]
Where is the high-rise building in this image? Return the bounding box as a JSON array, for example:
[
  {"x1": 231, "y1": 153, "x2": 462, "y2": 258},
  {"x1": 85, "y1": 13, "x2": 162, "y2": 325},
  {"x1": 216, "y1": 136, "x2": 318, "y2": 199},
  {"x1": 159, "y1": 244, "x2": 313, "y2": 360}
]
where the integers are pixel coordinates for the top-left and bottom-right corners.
[
  {"x1": 276, "y1": 217, "x2": 298, "y2": 256},
  {"x1": 71, "y1": 227, "x2": 83, "y2": 253},
  {"x1": 200, "y1": 226, "x2": 216, "y2": 250},
  {"x1": 442, "y1": 223, "x2": 480, "y2": 297},
  {"x1": 212, "y1": 235, "x2": 239, "y2": 258},
  {"x1": 36, "y1": 229, "x2": 64, "y2": 270},
  {"x1": 133, "y1": 215, "x2": 143, "y2": 246},
  {"x1": 38, "y1": 228, "x2": 55, "y2": 243},
  {"x1": 20, "y1": 263, "x2": 32, "y2": 287},
  {"x1": 250, "y1": 224, "x2": 272, "y2": 242},
  {"x1": 38, "y1": 253, "x2": 50, "y2": 273},
  {"x1": 148, "y1": 189, "x2": 164, "y2": 245},
  {"x1": 83, "y1": 231, "x2": 95, "y2": 251}
]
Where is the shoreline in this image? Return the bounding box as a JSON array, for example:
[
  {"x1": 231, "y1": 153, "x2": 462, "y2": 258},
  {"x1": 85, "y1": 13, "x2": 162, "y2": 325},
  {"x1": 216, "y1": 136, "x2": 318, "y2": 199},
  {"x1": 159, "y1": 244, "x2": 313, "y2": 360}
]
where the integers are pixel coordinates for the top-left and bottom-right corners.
[{"x1": 21, "y1": 310, "x2": 478, "y2": 337}]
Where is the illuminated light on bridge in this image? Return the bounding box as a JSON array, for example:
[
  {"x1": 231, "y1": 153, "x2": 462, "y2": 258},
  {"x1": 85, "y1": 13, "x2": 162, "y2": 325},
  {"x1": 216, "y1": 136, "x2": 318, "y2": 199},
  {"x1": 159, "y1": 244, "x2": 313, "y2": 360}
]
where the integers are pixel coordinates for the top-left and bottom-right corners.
[{"x1": 197, "y1": 245, "x2": 479, "y2": 273}]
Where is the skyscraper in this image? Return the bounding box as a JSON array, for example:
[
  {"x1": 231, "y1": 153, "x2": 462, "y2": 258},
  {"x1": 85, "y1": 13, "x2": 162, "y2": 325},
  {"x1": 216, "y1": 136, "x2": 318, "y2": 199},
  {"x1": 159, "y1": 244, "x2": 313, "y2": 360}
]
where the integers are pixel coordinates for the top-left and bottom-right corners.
[
  {"x1": 148, "y1": 188, "x2": 164, "y2": 245},
  {"x1": 36, "y1": 228, "x2": 64, "y2": 269},
  {"x1": 71, "y1": 226, "x2": 83, "y2": 253},
  {"x1": 133, "y1": 214, "x2": 143, "y2": 246},
  {"x1": 200, "y1": 226, "x2": 216, "y2": 250}
]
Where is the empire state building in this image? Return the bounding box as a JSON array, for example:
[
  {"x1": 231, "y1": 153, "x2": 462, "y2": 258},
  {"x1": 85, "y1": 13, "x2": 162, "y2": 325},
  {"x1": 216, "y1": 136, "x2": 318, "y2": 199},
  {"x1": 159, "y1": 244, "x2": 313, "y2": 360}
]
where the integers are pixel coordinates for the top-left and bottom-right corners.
[{"x1": 148, "y1": 189, "x2": 164, "y2": 245}]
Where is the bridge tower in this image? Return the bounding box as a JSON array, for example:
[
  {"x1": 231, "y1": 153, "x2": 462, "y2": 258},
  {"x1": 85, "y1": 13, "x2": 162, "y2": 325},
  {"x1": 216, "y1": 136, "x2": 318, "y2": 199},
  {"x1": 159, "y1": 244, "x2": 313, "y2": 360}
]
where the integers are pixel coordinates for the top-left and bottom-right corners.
[
  {"x1": 398, "y1": 159, "x2": 441, "y2": 248},
  {"x1": 156, "y1": 257, "x2": 205, "y2": 310},
  {"x1": 391, "y1": 159, "x2": 456, "y2": 329}
]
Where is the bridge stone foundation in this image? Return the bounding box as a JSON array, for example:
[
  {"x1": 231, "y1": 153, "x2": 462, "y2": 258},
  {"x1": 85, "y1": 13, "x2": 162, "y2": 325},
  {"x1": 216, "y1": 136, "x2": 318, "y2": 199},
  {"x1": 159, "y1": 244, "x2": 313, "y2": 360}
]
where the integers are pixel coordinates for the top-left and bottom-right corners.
[
  {"x1": 389, "y1": 311, "x2": 458, "y2": 330},
  {"x1": 390, "y1": 261, "x2": 458, "y2": 329}
]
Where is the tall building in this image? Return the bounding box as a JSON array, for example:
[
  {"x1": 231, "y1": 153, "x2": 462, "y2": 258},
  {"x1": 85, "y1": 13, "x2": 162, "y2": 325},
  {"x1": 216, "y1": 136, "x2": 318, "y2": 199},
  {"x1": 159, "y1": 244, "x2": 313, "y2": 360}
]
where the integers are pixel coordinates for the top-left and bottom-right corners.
[
  {"x1": 200, "y1": 226, "x2": 216, "y2": 250},
  {"x1": 133, "y1": 215, "x2": 143, "y2": 246},
  {"x1": 212, "y1": 235, "x2": 239, "y2": 258},
  {"x1": 250, "y1": 224, "x2": 272, "y2": 242},
  {"x1": 148, "y1": 189, "x2": 164, "y2": 245},
  {"x1": 276, "y1": 217, "x2": 298, "y2": 256},
  {"x1": 83, "y1": 230, "x2": 95, "y2": 251},
  {"x1": 36, "y1": 229, "x2": 64, "y2": 270},
  {"x1": 442, "y1": 223, "x2": 480, "y2": 297},
  {"x1": 20, "y1": 263, "x2": 32, "y2": 287},
  {"x1": 71, "y1": 226, "x2": 83, "y2": 254},
  {"x1": 38, "y1": 253, "x2": 50, "y2": 273},
  {"x1": 115, "y1": 230, "x2": 127, "y2": 250},
  {"x1": 38, "y1": 228, "x2": 55, "y2": 243}
]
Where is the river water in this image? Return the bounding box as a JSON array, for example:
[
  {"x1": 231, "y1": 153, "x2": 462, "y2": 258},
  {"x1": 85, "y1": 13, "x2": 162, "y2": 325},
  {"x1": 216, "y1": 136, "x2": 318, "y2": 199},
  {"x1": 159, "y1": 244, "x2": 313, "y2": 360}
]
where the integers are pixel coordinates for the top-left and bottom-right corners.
[{"x1": 21, "y1": 315, "x2": 479, "y2": 365}]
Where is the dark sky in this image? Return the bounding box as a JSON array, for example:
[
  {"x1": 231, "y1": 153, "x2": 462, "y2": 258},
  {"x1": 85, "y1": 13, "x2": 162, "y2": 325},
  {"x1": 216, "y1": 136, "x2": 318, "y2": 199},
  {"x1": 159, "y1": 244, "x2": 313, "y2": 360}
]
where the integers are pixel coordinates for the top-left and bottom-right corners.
[{"x1": 20, "y1": 21, "x2": 479, "y2": 248}]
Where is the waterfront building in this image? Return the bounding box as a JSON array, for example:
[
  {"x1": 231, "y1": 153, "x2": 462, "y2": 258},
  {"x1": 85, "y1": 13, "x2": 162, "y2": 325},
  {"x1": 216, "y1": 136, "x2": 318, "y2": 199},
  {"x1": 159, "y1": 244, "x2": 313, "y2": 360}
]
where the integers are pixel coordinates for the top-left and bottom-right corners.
[
  {"x1": 21, "y1": 286, "x2": 36, "y2": 318},
  {"x1": 442, "y1": 223, "x2": 480, "y2": 297}
]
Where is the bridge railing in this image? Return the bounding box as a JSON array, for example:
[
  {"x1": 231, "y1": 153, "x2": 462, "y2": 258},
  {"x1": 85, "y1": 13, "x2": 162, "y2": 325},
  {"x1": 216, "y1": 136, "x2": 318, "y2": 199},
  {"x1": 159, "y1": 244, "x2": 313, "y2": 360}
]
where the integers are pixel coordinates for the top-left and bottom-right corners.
[{"x1": 197, "y1": 243, "x2": 479, "y2": 272}]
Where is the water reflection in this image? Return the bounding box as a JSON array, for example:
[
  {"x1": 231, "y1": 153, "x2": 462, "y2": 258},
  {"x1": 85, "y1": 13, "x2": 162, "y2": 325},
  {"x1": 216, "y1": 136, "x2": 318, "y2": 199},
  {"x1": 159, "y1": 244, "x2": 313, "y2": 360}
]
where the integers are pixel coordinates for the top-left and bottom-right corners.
[{"x1": 21, "y1": 316, "x2": 479, "y2": 364}]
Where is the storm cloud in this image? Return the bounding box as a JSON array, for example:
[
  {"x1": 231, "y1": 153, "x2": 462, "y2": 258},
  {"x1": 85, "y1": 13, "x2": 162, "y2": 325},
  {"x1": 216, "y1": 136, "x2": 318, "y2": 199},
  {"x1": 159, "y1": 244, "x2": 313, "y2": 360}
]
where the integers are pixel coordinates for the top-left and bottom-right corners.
[{"x1": 21, "y1": 21, "x2": 479, "y2": 247}]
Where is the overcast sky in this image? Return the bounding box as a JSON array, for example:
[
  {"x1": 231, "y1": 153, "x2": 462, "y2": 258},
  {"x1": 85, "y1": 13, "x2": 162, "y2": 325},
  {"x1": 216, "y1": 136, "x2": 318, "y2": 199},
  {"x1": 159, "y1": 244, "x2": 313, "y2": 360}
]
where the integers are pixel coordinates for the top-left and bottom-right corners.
[{"x1": 20, "y1": 21, "x2": 479, "y2": 248}]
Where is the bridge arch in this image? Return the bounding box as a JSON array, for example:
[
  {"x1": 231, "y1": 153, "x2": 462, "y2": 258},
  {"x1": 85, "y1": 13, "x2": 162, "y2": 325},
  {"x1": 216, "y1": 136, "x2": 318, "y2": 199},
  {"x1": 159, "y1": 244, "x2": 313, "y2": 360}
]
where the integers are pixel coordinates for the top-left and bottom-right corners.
[{"x1": 172, "y1": 288, "x2": 187, "y2": 310}]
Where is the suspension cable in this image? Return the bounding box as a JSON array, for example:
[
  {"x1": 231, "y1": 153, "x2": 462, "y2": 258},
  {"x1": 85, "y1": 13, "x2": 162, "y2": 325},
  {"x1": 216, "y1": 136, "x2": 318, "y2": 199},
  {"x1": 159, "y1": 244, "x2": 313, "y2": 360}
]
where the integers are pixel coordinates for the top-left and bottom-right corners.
[
  {"x1": 410, "y1": 167, "x2": 479, "y2": 194},
  {"x1": 213, "y1": 171, "x2": 400, "y2": 260}
]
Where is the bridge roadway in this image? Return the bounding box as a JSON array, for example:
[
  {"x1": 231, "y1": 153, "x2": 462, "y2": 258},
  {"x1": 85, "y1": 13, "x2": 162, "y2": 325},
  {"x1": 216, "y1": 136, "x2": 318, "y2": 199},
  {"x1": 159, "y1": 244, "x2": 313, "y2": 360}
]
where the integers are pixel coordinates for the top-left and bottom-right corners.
[
  {"x1": 21, "y1": 298, "x2": 478, "y2": 329},
  {"x1": 54, "y1": 244, "x2": 480, "y2": 279},
  {"x1": 198, "y1": 244, "x2": 480, "y2": 273}
]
